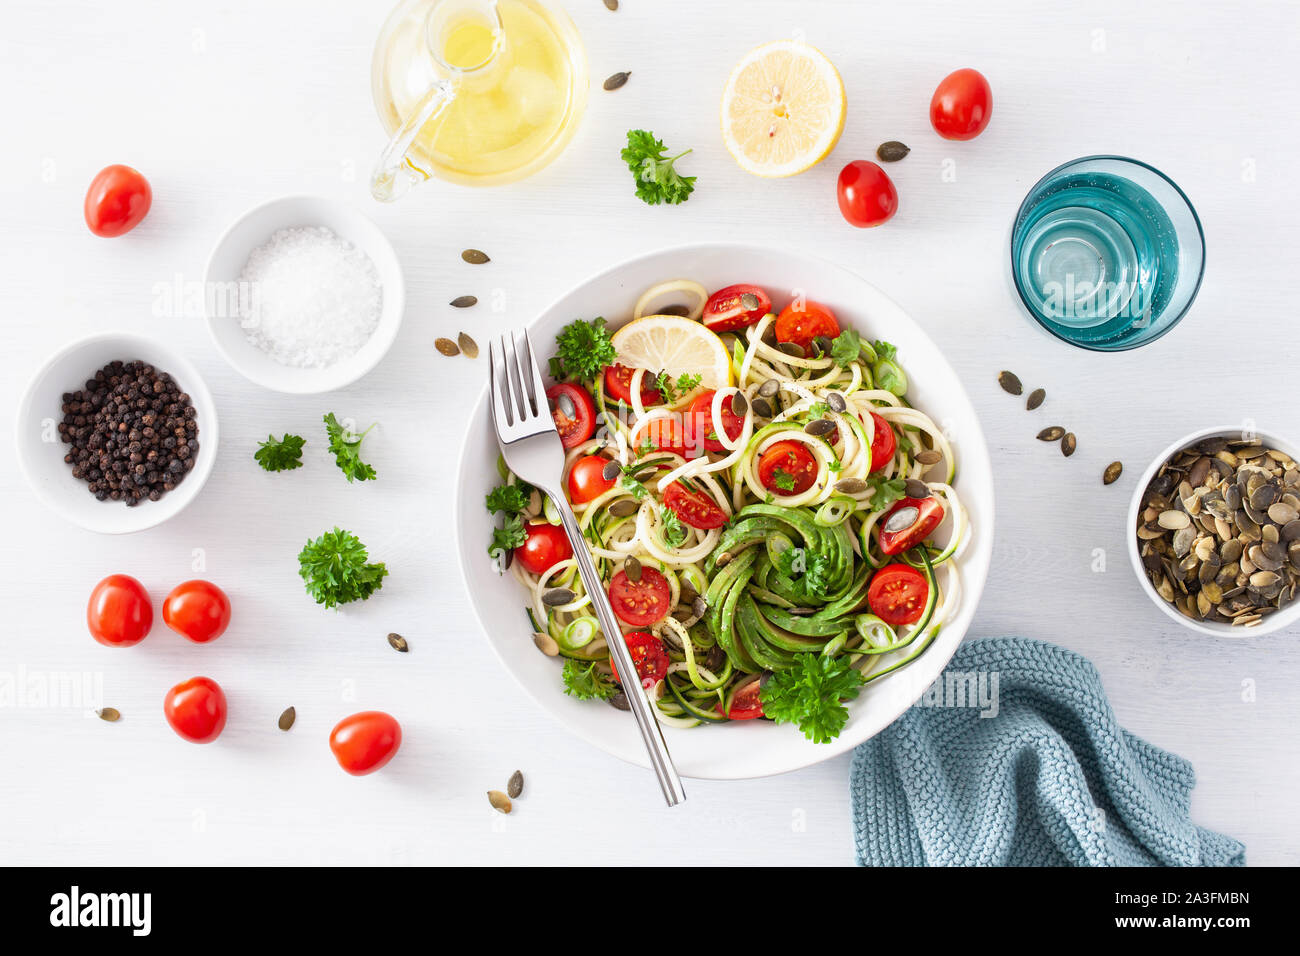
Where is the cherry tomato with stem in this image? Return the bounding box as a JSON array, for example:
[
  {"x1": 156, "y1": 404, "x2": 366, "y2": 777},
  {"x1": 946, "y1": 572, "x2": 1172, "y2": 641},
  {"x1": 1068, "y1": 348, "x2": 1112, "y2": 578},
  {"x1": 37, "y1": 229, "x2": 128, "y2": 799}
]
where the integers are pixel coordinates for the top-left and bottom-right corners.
[
  {"x1": 757, "y1": 440, "x2": 819, "y2": 496},
  {"x1": 837, "y1": 160, "x2": 899, "y2": 228},
  {"x1": 930, "y1": 68, "x2": 993, "y2": 141},
  {"x1": 774, "y1": 301, "x2": 840, "y2": 352},
  {"x1": 608, "y1": 567, "x2": 672, "y2": 626},
  {"x1": 162, "y1": 580, "x2": 231, "y2": 644},
  {"x1": 163, "y1": 676, "x2": 228, "y2": 744},
  {"x1": 663, "y1": 480, "x2": 728, "y2": 530},
  {"x1": 84, "y1": 164, "x2": 152, "y2": 238},
  {"x1": 701, "y1": 283, "x2": 772, "y2": 332},
  {"x1": 868, "y1": 412, "x2": 897, "y2": 473},
  {"x1": 514, "y1": 521, "x2": 573, "y2": 575},
  {"x1": 546, "y1": 383, "x2": 596, "y2": 450},
  {"x1": 867, "y1": 564, "x2": 931, "y2": 627},
  {"x1": 567, "y1": 454, "x2": 616, "y2": 505},
  {"x1": 86, "y1": 573, "x2": 152, "y2": 647},
  {"x1": 329, "y1": 711, "x2": 402, "y2": 776},
  {"x1": 878, "y1": 496, "x2": 946, "y2": 555},
  {"x1": 609, "y1": 630, "x2": 670, "y2": 688}
]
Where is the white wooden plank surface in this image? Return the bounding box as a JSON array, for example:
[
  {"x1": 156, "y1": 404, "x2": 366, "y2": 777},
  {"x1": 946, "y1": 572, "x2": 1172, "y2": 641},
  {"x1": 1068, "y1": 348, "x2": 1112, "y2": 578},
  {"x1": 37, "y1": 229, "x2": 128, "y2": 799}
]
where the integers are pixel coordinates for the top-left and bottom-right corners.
[{"x1": 1, "y1": 0, "x2": 1297, "y2": 866}]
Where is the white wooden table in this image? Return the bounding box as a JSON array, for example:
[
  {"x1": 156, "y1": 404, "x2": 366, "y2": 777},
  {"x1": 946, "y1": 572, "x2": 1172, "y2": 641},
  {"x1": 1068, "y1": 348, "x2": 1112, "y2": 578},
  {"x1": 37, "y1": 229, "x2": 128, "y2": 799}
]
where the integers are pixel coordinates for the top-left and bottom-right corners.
[{"x1": 2, "y1": 0, "x2": 1297, "y2": 866}]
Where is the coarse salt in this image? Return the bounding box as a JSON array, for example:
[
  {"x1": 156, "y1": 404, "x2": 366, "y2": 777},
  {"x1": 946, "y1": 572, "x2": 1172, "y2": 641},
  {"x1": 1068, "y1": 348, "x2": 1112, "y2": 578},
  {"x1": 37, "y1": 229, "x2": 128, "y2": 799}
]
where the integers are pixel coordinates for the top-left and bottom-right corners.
[{"x1": 238, "y1": 226, "x2": 382, "y2": 368}]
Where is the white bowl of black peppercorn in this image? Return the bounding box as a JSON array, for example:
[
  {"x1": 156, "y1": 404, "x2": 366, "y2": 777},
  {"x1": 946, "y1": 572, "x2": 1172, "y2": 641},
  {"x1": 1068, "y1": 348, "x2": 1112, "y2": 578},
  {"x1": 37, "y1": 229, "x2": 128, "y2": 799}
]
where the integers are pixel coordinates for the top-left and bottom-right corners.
[{"x1": 15, "y1": 332, "x2": 219, "y2": 534}]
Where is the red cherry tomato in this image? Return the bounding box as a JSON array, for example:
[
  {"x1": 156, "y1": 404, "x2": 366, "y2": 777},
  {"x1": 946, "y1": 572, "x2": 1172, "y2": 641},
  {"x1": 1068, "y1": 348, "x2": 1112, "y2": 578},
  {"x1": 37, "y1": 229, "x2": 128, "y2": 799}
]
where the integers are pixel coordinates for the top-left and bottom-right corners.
[
  {"x1": 687, "y1": 389, "x2": 745, "y2": 453},
  {"x1": 641, "y1": 415, "x2": 704, "y2": 460},
  {"x1": 930, "y1": 68, "x2": 993, "y2": 141},
  {"x1": 329, "y1": 711, "x2": 402, "y2": 776},
  {"x1": 545, "y1": 383, "x2": 597, "y2": 450},
  {"x1": 721, "y1": 678, "x2": 764, "y2": 719},
  {"x1": 83, "y1": 164, "x2": 152, "y2": 238},
  {"x1": 701, "y1": 283, "x2": 772, "y2": 332},
  {"x1": 163, "y1": 676, "x2": 227, "y2": 744},
  {"x1": 162, "y1": 580, "x2": 231, "y2": 644},
  {"x1": 877, "y1": 496, "x2": 946, "y2": 555},
  {"x1": 609, "y1": 630, "x2": 670, "y2": 688},
  {"x1": 774, "y1": 301, "x2": 840, "y2": 352},
  {"x1": 837, "y1": 160, "x2": 899, "y2": 228},
  {"x1": 608, "y1": 567, "x2": 672, "y2": 626},
  {"x1": 868, "y1": 412, "x2": 897, "y2": 473},
  {"x1": 603, "y1": 363, "x2": 662, "y2": 406},
  {"x1": 567, "y1": 454, "x2": 616, "y2": 504},
  {"x1": 757, "y1": 440, "x2": 819, "y2": 496},
  {"x1": 86, "y1": 574, "x2": 152, "y2": 647},
  {"x1": 663, "y1": 480, "x2": 728, "y2": 530},
  {"x1": 867, "y1": 564, "x2": 931, "y2": 627},
  {"x1": 515, "y1": 521, "x2": 573, "y2": 575}
]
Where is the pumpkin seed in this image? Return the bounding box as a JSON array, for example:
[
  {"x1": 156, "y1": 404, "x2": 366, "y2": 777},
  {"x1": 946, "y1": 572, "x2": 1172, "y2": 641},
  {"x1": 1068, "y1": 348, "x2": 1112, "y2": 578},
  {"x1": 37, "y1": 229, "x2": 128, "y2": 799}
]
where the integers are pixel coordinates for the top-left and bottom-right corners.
[
  {"x1": 904, "y1": 478, "x2": 930, "y2": 499},
  {"x1": 608, "y1": 498, "x2": 639, "y2": 517},
  {"x1": 278, "y1": 706, "x2": 295, "y2": 731},
  {"x1": 542, "y1": 588, "x2": 574, "y2": 606},
  {"x1": 883, "y1": 505, "x2": 919, "y2": 534},
  {"x1": 607, "y1": 691, "x2": 630, "y2": 711},
  {"x1": 804, "y1": 418, "x2": 835, "y2": 437},
  {"x1": 533, "y1": 631, "x2": 559, "y2": 656},
  {"x1": 450, "y1": 295, "x2": 477, "y2": 308},
  {"x1": 731, "y1": 392, "x2": 749, "y2": 417},
  {"x1": 603, "y1": 71, "x2": 630, "y2": 91},
  {"x1": 624, "y1": 555, "x2": 642, "y2": 583},
  {"x1": 1026, "y1": 388, "x2": 1045, "y2": 410},
  {"x1": 602, "y1": 459, "x2": 622, "y2": 481},
  {"x1": 997, "y1": 370, "x2": 1023, "y2": 395},
  {"x1": 556, "y1": 392, "x2": 576, "y2": 418},
  {"x1": 692, "y1": 595, "x2": 708, "y2": 618},
  {"x1": 461, "y1": 248, "x2": 490, "y2": 264},
  {"x1": 97, "y1": 707, "x2": 120, "y2": 722},
  {"x1": 777, "y1": 341, "x2": 805, "y2": 358},
  {"x1": 1103, "y1": 461, "x2": 1123, "y2": 485},
  {"x1": 435, "y1": 337, "x2": 460, "y2": 356},
  {"x1": 487, "y1": 790, "x2": 512, "y2": 814},
  {"x1": 1037, "y1": 426, "x2": 1065, "y2": 442},
  {"x1": 876, "y1": 140, "x2": 911, "y2": 162},
  {"x1": 603, "y1": 0, "x2": 618, "y2": 9},
  {"x1": 1268, "y1": 502, "x2": 1298, "y2": 525},
  {"x1": 507, "y1": 770, "x2": 524, "y2": 799},
  {"x1": 387, "y1": 632, "x2": 409, "y2": 653},
  {"x1": 741, "y1": 292, "x2": 760, "y2": 311},
  {"x1": 457, "y1": 332, "x2": 479, "y2": 358},
  {"x1": 916, "y1": 449, "x2": 943, "y2": 466},
  {"x1": 751, "y1": 397, "x2": 774, "y2": 419},
  {"x1": 810, "y1": 335, "x2": 833, "y2": 357},
  {"x1": 1158, "y1": 510, "x2": 1191, "y2": 530},
  {"x1": 1061, "y1": 433, "x2": 1077, "y2": 457},
  {"x1": 1187, "y1": 457, "x2": 1212, "y2": 487},
  {"x1": 826, "y1": 391, "x2": 847, "y2": 413},
  {"x1": 757, "y1": 379, "x2": 780, "y2": 398},
  {"x1": 834, "y1": 477, "x2": 867, "y2": 495}
]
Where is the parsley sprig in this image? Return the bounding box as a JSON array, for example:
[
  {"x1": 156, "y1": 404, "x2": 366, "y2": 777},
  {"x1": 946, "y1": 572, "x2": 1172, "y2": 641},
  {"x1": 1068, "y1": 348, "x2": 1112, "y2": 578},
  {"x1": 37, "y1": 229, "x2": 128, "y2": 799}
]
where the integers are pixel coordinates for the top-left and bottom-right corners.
[
  {"x1": 324, "y1": 413, "x2": 377, "y2": 482},
  {"x1": 654, "y1": 371, "x2": 702, "y2": 405},
  {"x1": 298, "y1": 527, "x2": 389, "y2": 609},
  {"x1": 549, "y1": 317, "x2": 617, "y2": 382},
  {"x1": 562, "y1": 659, "x2": 618, "y2": 700},
  {"x1": 254, "y1": 433, "x2": 305, "y2": 472},
  {"x1": 774, "y1": 546, "x2": 833, "y2": 602},
  {"x1": 622, "y1": 129, "x2": 696, "y2": 205},
  {"x1": 659, "y1": 506, "x2": 689, "y2": 548},
  {"x1": 760, "y1": 654, "x2": 865, "y2": 744}
]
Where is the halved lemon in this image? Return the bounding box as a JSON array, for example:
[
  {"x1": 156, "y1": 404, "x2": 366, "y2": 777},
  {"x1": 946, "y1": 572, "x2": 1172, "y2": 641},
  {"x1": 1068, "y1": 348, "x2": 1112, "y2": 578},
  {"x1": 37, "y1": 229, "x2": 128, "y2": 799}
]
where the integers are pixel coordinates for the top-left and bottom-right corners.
[
  {"x1": 611, "y1": 315, "x2": 732, "y2": 405},
  {"x1": 721, "y1": 40, "x2": 846, "y2": 178}
]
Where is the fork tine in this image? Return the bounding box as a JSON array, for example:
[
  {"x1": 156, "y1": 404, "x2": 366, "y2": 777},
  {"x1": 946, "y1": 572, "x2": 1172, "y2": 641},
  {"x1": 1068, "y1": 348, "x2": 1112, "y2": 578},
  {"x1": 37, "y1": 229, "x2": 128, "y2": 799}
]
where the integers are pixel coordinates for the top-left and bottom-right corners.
[
  {"x1": 504, "y1": 332, "x2": 527, "y2": 420},
  {"x1": 522, "y1": 330, "x2": 548, "y2": 419},
  {"x1": 489, "y1": 335, "x2": 513, "y2": 428}
]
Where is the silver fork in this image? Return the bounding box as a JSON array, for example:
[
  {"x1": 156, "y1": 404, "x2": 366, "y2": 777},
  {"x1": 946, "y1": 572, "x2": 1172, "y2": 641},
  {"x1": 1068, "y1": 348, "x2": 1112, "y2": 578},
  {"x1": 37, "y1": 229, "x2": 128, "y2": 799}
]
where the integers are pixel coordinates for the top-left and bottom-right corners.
[{"x1": 489, "y1": 330, "x2": 686, "y2": 807}]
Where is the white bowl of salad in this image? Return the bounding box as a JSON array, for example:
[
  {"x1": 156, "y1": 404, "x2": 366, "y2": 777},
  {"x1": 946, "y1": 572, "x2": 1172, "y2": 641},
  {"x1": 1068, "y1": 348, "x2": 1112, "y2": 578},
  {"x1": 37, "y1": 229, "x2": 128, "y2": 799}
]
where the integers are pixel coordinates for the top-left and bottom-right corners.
[{"x1": 454, "y1": 243, "x2": 995, "y2": 780}]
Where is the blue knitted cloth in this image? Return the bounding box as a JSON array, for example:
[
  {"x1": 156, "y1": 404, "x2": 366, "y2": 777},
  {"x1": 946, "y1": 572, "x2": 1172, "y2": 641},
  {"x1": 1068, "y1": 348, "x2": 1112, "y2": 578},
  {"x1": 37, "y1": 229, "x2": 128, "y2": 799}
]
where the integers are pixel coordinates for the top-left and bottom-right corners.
[{"x1": 850, "y1": 637, "x2": 1246, "y2": 867}]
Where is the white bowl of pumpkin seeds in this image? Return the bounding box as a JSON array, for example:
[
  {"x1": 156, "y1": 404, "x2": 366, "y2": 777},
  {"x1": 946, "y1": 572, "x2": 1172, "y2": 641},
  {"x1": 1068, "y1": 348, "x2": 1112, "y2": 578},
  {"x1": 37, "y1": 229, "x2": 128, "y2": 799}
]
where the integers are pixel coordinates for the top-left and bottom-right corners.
[{"x1": 1129, "y1": 425, "x2": 1300, "y2": 637}]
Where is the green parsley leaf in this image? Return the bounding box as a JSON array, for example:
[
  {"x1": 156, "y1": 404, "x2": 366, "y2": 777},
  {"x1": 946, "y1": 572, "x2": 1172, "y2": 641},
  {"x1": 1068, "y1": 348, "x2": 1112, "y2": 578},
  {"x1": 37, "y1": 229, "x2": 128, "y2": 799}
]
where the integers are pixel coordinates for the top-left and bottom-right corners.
[
  {"x1": 872, "y1": 340, "x2": 898, "y2": 362},
  {"x1": 621, "y1": 129, "x2": 696, "y2": 205},
  {"x1": 551, "y1": 317, "x2": 617, "y2": 382},
  {"x1": 298, "y1": 527, "x2": 388, "y2": 609},
  {"x1": 621, "y1": 472, "x2": 649, "y2": 500},
  {"x1": 254, "y1": 433, "x2": 304, "y2": 472},
  {"x1": 866, "y1": 476, "x2": 907, "y2": 511},
  {"x1": 323, "y1": 413, "x2": 377, "y2": 482},
  {"x1": 760, "y1": 654, "x2": 864, "y2": 744},
  {"x1": 660, "y1": 506, "x2": 689, "y2": 548},
  {"x1": 562, "y1": 659, "x2": 618, "y2": 700},
  {"x1": 485, "y1": 482, "x2": 531, "y2": 515},
  {"x1": 489, "y1": 514, "x2": 527, "y2": 558},
  {"x1": 830, "y1": 329, "x2": 862, "y2": 368},
  {"x1": 771, "y1": 468, "x2": 797, "y2": 492},
  {"x1": 652, "y1": 371, "x2": 702, "y2": 405},
  {"x1": 807, "y1": 402, "x2": 830, "y2": 419},
  {"x1": 774, "y1": 547, "x2": 833, "y2": 601}
]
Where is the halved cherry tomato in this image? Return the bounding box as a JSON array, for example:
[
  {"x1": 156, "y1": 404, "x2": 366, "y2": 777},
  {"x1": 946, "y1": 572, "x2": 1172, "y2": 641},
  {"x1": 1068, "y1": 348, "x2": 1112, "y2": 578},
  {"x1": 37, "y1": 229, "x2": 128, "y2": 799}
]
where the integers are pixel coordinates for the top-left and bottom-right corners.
[
  {"x1": 868, "y1": 412, "x2": 897, "y2": 473},
  {"x1": 603, "y1": 363, "x2": 661, "y2": 406},
  {"x1": 163, "y1": 676, "x2": 227, "y2": 744},
  {"x1": 162, "y1": 580, "x2": 231, "y2": 644},
  {"x1": 567, "y1": 454, "x2": 615, "y2": 504},
  {"x1": 87, "y1": 573, "x2": 152, "y2": 647},
  {"x1": 608, "y1": 567, "x2": 671, "y2": 626},
  {"x1": 687, "y1": 389, "x2": 745, "y2": 453},
  {"x1": 546, "y1": 383, "x2": 596, "y2": 449},
  {"x1": 757, "y1": 440, "x2": 818, "y2": 496},
  {"x1": 721, "y1": 678, "x2": 764, "y2": 719},
  {"x1": 877, "y1": 496, "x2": 946, "y2": 555},
  {"x1": 663, "y1": 481, "x2": 728, "y2": 530},
  {"x1": 774, "y1": 301, "x2": 840, "y2": 352},
  {"x1": 642, "y1": 415, "x2": 704, "y2": 460},
  {"x1": 329, "y1": 711, "x2": 402, "y2": 776},
  {"x1": 837, "y1": 160, "x2": 899, "y2": 228},
  {"x1": 84, "y1": 164, "x2": 152, "y2": 238},
  {"x1": 515, "y1": 521, "x2": 572, "y2": 575},
  {"x1": 930, "y1": 68, "x2": 993, "y2": 141},
  {"x1": 867, "y1": 564, "x2": 930, "y2": 627},
  {"x1": 701, "y1": 283, "x2": 772, "y2": 332},
  {"x1": 609, "y1": 630, "x2": 670, "y2": 688}
]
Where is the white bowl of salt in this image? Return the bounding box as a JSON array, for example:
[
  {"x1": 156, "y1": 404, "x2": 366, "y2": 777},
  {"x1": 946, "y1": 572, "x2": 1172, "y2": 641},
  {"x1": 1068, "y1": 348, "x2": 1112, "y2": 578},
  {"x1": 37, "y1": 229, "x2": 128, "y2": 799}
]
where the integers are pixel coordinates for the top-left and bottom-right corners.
[{"x1": 204, "y1": 195, "x2": 405, "y2": 394}]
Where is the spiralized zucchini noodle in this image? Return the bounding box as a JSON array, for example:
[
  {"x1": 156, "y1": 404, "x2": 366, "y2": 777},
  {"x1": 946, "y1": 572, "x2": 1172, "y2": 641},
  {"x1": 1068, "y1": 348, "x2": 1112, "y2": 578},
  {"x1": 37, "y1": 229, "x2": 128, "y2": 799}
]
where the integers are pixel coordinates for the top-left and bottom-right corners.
[{"x1": 495, "y1": 280, "x2": 968, "y2": 732}]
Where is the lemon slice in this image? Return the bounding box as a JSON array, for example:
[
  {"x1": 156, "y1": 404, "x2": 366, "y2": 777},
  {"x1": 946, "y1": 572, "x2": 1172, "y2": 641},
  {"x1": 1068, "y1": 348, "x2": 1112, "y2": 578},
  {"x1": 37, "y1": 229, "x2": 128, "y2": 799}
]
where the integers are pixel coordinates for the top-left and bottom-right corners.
[
  {"x1": 611, "y1": 315, "x2": 732, "y2": 405},
  {"x1": 721, "y1": 40, "x2": 846, "y2": 178}
]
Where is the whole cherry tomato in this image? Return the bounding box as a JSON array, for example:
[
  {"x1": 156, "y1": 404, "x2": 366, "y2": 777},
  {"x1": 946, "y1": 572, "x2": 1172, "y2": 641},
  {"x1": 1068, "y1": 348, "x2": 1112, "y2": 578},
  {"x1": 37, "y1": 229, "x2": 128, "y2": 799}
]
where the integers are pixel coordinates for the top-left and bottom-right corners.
[
  {"x1": 867, "y1": 564, "x2": 930, "y2": 627},
  {"x1": 757, "y1": 440, "x2": 819, "y2": 496},
  {"x1": 837, "y1": 160, "x2": 899, "y2": 228},
  {"x1": 162, "y1": 580, "x2": 231, "y2": 644},
  {"x1": 84, "y1": 164, "x2": 152, "y2": 237},
  {"x1": 930, "y1": 68, "x2": 993, "y2": 141},
  {"x1": 515, "y1": 521, "x2": 572, "y2": 575},
  {"x1": 87, "y1": 574, "x2": 152, "y2": 647},
  {"x1": 163, "y1": 676, "x2": 227, "y2": 744},
  {"x1": 774, "y1": 301, "x2": 840, "y2": 352},
  {"x1": 608, "y1": 567, "x2": 672, "y2": 626},
  {"x1": 567, "y1": 454, "x2": 616, "y2": 504},
  {"x1": 329, "y1": 711, "x2": 402, "y2": 776}
]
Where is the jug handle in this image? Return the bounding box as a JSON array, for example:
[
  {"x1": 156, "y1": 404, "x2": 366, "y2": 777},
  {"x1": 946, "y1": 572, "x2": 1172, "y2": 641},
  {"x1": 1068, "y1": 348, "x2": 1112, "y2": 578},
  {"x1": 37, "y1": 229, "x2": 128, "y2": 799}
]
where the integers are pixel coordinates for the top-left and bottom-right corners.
[{"x1": 370, "y1": 79, "x2": 457, "y2": 203}]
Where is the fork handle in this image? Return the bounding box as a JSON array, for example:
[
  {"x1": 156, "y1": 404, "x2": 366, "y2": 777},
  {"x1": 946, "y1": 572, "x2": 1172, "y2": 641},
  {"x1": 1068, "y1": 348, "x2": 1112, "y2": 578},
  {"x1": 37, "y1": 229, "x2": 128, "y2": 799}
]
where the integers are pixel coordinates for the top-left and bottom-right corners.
[{"x1": 548, "y1": 491, "x2": 687, "y2": 807}]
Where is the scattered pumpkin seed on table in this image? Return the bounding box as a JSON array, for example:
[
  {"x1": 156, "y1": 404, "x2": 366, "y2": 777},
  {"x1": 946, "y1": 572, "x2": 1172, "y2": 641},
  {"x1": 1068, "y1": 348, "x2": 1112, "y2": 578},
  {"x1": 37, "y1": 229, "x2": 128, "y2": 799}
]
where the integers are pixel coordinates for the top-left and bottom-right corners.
[
  {"x1": 387, "y1": 632, "x2": 409, "y2": 653},
  {"x1": 1103, "y1": 461, "x2": 1123, "y2": 485},
  {"x1": 603, "y1": 0, "x2": 618, "y2": 9},
  {"x1": 487, "y1": 790, "x2": 512, "y2": 814},
  {"x1": 1037, "y1": 426, "x2": 1065, "y2": 442},
  {"x1": 97, "y1": 707, "x2": 120, "y2": 722},
  {"x1": 461, "y1": 248, "x2": 490, "y2": 264},
  {"x1": 1061, "y1": 433, "x2": 1077, "y2": 457},
  {"x1": 458, "y1": 332, "x2": 479, "y2": 358},
  {"x1": 507, "y1": 770, "x2": 524, "y2": 799},
  {"x1": 1026, "y1": 388, "x2": 1045, "y2": 410},
  {"x1": 449, "y1": 295, "x2": 477, "y2": 308},
  {"x1": 997, "y1": 370, "x2": 1023, "y2": 395},
  {"x1": 603, "y1": 71, "x2": 630, "y2": 91},
  {"x1": 435, "y1": 337, "x2": 460, "y2": 357},
  {"x1": 278, "y1": 706, "x2": 296, "y2": 731},
  {"x1": 876, "y1": 141, "x2": 911, "y2": 162}
]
